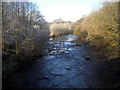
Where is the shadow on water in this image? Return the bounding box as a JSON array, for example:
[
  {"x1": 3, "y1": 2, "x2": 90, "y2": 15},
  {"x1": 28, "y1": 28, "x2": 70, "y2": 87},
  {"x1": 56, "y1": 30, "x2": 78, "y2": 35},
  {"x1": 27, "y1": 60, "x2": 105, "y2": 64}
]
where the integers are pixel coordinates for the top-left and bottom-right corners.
[{"x1": 3, "y1": 34, "x2": 119, "y2": 88}]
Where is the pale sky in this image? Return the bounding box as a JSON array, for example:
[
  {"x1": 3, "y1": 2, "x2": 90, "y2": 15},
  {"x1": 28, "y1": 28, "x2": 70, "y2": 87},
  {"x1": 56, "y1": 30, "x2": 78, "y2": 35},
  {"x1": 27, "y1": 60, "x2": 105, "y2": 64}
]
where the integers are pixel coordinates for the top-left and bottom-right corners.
[
  {"x1": 4, "y1": 0, "x2": 103, "y2": 22},
  {"x1": 34, "y1": 0, "x2": 103, "y2": 22}
]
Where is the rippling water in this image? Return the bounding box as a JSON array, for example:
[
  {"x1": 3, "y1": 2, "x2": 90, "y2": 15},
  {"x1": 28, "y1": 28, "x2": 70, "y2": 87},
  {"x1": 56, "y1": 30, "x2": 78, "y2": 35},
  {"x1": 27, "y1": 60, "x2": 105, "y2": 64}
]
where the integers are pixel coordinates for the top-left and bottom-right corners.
[
  {"x1": 3, "y1": 34, "x2": 116, "y2": 88},
  {"x1": 50, "y1": 34, "x2": 79, "y2": 41},
  {"x1": 50, "y1": 34, "x2": 109, "y2": 62}
]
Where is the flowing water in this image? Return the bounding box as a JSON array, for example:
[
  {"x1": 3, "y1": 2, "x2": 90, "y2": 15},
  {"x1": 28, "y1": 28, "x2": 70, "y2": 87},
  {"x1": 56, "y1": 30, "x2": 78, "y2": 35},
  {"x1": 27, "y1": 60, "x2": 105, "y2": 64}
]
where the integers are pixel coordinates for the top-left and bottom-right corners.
[{"x1": 3, "y1": 34, "x2": 117, "y2": 88}]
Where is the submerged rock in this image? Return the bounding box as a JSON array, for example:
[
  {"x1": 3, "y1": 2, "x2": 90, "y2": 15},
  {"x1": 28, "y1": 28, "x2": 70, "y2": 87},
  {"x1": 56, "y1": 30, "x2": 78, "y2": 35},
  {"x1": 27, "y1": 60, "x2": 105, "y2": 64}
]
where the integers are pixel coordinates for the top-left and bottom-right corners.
[
  {"x1": 65, "y1": 67, "x2": 71, "y2": 70},
  {"x1": 50, "y1": 73, "x2": 63, "y2": 76},
  {"x1": 48, "y1": 53, "x2": 55, "y2": 55},
  {"x1": 36, "y1": 77, "x2": 49, "y2": 80}
]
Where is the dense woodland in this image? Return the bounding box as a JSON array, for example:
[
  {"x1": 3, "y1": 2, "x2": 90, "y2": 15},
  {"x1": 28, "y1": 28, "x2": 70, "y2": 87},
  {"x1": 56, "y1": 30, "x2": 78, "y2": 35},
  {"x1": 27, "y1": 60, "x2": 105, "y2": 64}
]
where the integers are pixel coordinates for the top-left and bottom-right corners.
[{"x1": 73, "y1": 2, "x2": 120, "y2": 60}]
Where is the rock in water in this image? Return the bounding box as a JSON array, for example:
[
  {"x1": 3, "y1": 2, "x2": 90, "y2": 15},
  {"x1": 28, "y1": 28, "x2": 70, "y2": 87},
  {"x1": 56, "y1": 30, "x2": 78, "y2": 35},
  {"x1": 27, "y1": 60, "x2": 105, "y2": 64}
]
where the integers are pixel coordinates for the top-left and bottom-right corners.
[
  {"x1": 75, "y1": 43, "x2": 81, "y2": 46},
  {"x1": 59, "y1": 50, "x2": 64, "y2": 53},
  {"x1": 85, "y1": 56, "x2": 90, "y2": 60}
]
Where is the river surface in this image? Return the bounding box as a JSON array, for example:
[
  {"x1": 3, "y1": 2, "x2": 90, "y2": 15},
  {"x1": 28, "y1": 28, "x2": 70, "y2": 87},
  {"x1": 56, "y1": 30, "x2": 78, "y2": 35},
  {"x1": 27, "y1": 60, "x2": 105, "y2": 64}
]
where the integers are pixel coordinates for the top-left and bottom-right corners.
[{"x1": 3, "y1": 35, "x2": 117, "y2": 88}]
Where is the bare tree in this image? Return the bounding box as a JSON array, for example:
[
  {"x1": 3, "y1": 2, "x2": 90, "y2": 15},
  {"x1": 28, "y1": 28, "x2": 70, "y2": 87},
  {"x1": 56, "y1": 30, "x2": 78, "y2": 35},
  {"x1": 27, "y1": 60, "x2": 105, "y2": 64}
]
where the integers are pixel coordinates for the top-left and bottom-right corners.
[{"x1": 2, "y1": 2, "x2": 50, "y2": 63}]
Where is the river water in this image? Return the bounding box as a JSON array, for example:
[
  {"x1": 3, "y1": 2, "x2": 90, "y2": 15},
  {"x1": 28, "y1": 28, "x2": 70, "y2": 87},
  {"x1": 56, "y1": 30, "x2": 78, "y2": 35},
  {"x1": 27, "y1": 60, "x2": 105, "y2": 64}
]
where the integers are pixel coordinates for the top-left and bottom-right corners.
[{"x1": 3, "y1": 34, "x2": 117, "y2": 88}]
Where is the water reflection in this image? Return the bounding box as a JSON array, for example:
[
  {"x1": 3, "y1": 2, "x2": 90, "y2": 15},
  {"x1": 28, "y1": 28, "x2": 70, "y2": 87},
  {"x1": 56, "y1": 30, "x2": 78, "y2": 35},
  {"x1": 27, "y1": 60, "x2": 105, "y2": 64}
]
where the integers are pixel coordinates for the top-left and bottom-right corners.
[{"x1": 50, "y1": 34, "x2": 79, "y2": 42}]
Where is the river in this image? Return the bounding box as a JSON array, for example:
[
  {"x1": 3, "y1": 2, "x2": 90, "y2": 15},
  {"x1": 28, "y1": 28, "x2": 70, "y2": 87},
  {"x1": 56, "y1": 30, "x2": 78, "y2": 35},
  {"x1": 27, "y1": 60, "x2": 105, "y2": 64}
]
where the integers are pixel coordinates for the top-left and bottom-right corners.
[{"x1": 3, "y1": 34, "x2": 117, "y2": 88}]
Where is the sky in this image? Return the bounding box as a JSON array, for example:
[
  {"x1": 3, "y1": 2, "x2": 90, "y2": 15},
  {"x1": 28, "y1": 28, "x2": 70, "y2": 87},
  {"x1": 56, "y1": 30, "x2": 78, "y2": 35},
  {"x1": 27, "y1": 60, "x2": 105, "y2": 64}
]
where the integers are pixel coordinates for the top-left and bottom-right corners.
[
  {"x1": 33, "y1": 0, "x2": 103, "y2": 22},
  {"x1": 4, "y1": 0, "x2": 103, "y2": 22}
]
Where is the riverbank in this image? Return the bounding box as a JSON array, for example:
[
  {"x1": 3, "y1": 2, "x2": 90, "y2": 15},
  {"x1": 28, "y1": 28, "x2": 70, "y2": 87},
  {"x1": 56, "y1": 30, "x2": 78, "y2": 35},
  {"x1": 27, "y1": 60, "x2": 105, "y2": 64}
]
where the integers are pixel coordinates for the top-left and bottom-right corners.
[{"x1": 3, "y1": 35, "x2": 120, "y2": 88}]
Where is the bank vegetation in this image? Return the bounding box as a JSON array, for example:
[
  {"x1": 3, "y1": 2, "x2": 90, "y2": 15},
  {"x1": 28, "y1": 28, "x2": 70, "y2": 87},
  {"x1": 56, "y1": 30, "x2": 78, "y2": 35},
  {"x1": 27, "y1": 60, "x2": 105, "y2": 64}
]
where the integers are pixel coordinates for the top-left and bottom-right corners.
[
  {"x1": 73, "y1": 2, "x2": 119, "y2": 60},
  {"x1": 2, "y1": 2, "x2": 50, "y2": 74},
  {"x1": 50, "y1": 19, "x2": 74, "y2": 36}
]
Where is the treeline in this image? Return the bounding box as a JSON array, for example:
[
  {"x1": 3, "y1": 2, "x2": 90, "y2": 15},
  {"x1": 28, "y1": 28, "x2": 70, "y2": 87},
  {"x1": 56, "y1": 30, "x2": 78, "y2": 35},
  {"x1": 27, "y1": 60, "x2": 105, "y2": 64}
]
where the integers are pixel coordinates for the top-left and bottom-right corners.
[
  {"x1": 73, "y1": 2, "x2": 119, "y2": 60},
  {"x1": 2, "y1": 2, "x2": 50, "y2": 66},
  {"x1": 50, "y1": 19, "x2": 73, "y2": 36}
]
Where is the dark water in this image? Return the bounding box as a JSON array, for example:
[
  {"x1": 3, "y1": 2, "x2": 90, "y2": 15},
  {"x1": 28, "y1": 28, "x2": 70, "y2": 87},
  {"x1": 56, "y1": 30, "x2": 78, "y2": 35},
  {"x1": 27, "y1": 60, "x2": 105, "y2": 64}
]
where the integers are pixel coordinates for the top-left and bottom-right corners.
[{"x1": 3, "y1": 34, "x2": 117, "y2": 88}]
